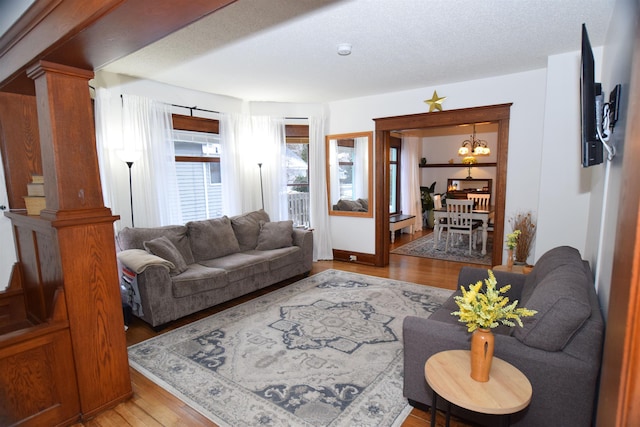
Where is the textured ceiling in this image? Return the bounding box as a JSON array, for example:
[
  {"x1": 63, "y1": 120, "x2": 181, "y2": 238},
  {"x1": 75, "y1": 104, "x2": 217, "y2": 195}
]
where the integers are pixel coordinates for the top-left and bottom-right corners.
[{"x1": 101, "y1": 0, "x2": 616, "y2": 103}]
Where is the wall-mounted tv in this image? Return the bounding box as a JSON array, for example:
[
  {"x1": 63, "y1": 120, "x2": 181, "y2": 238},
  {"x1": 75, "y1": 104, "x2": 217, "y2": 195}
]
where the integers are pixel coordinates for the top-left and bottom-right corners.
[{"x1": 580, "y1": 23, "x2": 603, "y2": 167}]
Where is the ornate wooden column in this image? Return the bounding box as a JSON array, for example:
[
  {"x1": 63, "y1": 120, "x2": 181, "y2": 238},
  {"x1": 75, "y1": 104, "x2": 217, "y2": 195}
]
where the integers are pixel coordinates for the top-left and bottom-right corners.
[{"x1": 25, "y1": 60, "x2": 132, "y2": 418}]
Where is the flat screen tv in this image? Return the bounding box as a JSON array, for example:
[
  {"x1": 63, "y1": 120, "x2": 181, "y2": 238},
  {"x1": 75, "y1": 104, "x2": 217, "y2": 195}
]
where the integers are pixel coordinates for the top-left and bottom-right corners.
[{"x1": 580, "y1": 23, "x2": 603, "y2": 167}]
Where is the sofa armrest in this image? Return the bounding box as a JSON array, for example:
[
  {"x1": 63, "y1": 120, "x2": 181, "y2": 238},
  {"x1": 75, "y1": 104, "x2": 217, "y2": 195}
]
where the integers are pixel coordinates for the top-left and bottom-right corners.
[
  {"x1": 134, "y1": 265, "x2": 176, "y2": 327},
  {"x1": 292, "y1": 228, "x2": 313, "y2": 270}
]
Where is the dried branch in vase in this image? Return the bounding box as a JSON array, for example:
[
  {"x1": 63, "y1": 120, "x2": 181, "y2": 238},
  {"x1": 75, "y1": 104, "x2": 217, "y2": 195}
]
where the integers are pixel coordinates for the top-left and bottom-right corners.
[{"x1": 509, "y1": 211, "x2": 536, "y2": 263}]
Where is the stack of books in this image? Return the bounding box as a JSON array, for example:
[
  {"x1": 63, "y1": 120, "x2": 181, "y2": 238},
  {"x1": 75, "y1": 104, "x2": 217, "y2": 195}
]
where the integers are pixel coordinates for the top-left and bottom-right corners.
[{"x1": 24, "y1": 174, "x2": 46, "y2": 215}]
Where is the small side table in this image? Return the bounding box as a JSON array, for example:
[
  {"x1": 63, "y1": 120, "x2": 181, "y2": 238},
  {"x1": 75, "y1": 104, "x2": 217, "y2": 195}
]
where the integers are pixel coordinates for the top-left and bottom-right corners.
[
  {"x1": 492, "y1": 264, "x2": 531, "y2": 274},
  {"x1": 424, "y1": 350, "x2": 532, "y2": 427}
]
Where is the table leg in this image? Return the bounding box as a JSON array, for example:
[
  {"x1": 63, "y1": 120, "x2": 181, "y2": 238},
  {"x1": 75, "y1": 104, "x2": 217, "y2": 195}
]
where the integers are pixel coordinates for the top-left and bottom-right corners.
[
  {"x1": 433, "y1": 221, "x2": 439, "y2": 249},
  {"x1": 430, "y1": 391, "x2": 437, "y2": 427},
  {"x1": 481, "y1": 218, "x2": 488, "y2": 255},
  {"x1": 445, "y1": 400, "x2": 451, "y2": 427}
]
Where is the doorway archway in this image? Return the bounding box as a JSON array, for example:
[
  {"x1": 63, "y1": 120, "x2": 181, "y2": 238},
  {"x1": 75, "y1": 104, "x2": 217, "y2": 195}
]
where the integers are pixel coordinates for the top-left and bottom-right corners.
[{"x1": 373, "y1": 103, "x2": 512, "y2": 267}]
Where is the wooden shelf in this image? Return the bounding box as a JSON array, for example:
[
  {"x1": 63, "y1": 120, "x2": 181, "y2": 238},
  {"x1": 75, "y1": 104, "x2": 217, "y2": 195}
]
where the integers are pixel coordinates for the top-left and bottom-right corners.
[{"x1": 419, "y1": 163, "x2": 497, "y2": 168}]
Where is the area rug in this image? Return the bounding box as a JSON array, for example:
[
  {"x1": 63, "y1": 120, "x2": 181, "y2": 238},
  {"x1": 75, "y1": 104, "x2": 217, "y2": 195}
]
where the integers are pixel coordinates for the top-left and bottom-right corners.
[
  {"x1": 128, "y1": 269, "x2": 453, "y2": 427},
  {"x1": 391, "y1": 231, "x2": 492, "y2": 265}
]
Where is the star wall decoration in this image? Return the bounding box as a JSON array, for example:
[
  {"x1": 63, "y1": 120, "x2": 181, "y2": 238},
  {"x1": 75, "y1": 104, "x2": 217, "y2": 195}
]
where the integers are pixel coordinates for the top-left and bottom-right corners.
[{"x1": 424, "y1": 90, "x2": 446, "y2": 112}]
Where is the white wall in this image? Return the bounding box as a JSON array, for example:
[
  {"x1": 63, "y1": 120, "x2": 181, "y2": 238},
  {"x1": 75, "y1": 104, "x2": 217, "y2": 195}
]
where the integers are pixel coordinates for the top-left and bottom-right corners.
[
  {"x1": 327, "y1": 69, "x2": 548, "y2": 258},
  {"x1": 589, "y1": 0, "x2": 637, "y2": 317},
  {"x1": 535, "y1": 49, "x2": 602, "y2": 260}
]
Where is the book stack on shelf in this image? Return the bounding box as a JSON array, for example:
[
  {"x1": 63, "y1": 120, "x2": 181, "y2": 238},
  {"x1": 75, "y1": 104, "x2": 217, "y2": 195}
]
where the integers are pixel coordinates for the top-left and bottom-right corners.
[{"x1": 24, "y1": 175, "x2": 46, "y2": 215}]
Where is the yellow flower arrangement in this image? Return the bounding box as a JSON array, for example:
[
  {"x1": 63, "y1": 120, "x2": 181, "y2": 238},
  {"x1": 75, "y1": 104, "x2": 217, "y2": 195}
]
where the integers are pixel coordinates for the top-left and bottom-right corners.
[
  {"x1": 505, "y1": 230, "x2": 521, "y2": 250},
  {"x1": 451, "y1": 270, "x2": 537, "y2": 332}
]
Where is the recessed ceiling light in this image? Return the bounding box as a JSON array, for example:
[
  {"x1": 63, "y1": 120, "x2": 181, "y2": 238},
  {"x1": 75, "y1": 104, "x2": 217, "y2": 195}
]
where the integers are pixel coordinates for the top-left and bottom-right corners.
[{"x1": 337, "y1": 43, "x2": 352, "y2": 56}]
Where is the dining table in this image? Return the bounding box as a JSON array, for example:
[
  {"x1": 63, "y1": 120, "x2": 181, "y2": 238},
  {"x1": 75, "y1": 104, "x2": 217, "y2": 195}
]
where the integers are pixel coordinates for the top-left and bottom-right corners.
[{"x1": 433, "y1": 206, "x2": 495, "y2": 255}]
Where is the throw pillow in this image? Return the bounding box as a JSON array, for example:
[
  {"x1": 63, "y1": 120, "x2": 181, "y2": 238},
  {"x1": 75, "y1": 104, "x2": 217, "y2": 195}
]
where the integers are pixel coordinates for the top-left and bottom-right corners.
[
  {"x1": 514, "y1": 264, "x2": 592, "y2": 351},
  {"x1": 187, "y1": 216, "x2": 241, "y2": 261},
  {"x1": 143, "y1": 236, "x2": 188, "y2": 275},
  {"x1": 255, "y1": 220, "x2": 294, "y2": 250},
  {"x1": 231, "y1": 209, "x2": 271, "y2": 251}
]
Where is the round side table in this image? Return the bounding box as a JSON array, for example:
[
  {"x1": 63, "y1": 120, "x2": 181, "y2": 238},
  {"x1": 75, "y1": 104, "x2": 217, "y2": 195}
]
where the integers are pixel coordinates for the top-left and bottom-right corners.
[{"x1": 424, "y1": 349, "x2": 532, "y2": 427}]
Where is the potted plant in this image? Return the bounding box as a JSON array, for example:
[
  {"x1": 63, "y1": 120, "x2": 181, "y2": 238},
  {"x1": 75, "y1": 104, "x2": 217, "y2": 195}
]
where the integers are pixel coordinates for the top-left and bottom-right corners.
[
  {"x1": 451, "y1": 270, "x2": 537, "y2": 381},
  {"x1": 420, "y1": 181, "x2": 436, "y2": 228},
  {"x1": 509, "y1": 211, "x2": 536, "y2": 265}
]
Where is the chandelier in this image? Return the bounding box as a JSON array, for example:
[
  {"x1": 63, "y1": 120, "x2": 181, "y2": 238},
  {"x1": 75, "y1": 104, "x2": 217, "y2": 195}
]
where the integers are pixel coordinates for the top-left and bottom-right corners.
[{"x1": 458, "y1": 124, "x2": 490, "y2": 178}]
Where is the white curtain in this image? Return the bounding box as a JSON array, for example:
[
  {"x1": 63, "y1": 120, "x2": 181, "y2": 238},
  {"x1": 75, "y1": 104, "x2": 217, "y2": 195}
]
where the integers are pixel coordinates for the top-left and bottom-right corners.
[
  {"x1": 401, "y1": 136, "x2": 422, "y2": 231},
  {"x1": 121, "y1": 94, "x2": 181, "y2": 227},
  {"x1": 308, "y1": 115, "x2": 333, "y2": 260},
  {"x1": 251, "y1": 116, "x2": 287, "y2": 220},
  {"x1": 220, "y1": 114, "x2": 287, "y2": 219},
  {"x1": 94, "y1": 88, "x2": 120, "y2": 213},
  {"x1": 220, "y1": 113, "x2": 253, "y2": 216}
]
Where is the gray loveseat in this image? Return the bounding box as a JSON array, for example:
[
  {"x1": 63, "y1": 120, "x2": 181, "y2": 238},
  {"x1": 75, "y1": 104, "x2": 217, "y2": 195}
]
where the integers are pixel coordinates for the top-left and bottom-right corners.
[
  {"x1": 116, "y1": 210, "x2": 313, "y2": 328},
  {"x1": 403, "y1": 246, "x2": 604, "y2": 427}
]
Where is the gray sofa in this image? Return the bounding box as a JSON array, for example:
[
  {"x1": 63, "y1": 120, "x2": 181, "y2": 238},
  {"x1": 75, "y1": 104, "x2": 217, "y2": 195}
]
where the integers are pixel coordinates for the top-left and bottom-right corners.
[
  {"x1": 116, "y1": 210, "x2": 313, "y2": 328},
  {"x1": 403, "y1": 246, "x2": 604, "y2": 427}
]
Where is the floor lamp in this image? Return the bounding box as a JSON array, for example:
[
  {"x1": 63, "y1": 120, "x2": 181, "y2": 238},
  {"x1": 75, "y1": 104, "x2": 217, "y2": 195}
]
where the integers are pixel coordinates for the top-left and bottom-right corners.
[
  {"x1": 118, "y1": 150, "x2": 140, "y2": 227},
  {"x1": 125, "y1": 161, "x2": 135, "y2": 227},
  {"x1": 257, "y1": 163, "x2": 264, "y2": 210}
]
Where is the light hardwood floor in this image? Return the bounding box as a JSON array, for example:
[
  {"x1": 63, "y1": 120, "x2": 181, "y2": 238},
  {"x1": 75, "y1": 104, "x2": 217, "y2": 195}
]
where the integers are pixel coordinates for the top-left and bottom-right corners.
[{"x1": 73, "y1": 230, "x2": 479, "y2": 427}]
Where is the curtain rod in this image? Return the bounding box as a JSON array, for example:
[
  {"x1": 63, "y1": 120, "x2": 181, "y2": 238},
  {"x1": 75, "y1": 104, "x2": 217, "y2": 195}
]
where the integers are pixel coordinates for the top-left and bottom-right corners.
[{"x1": 92, "y1": 89, "x2": 308, "y2": 120}]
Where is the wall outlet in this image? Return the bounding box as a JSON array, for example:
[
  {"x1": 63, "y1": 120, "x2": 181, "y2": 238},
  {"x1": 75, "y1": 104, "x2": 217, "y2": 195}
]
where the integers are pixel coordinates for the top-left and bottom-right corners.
[{"x1": 349, "y1": 255, "x2": 357, "y2": 261}]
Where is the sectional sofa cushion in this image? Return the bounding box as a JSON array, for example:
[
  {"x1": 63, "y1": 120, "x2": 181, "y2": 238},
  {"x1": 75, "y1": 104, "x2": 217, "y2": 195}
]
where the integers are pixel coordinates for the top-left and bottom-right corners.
[
  {"x1": 521, "y1": 246, "x2": 583, "y2": 304},
  {"x1": 230, "y1": 209, "x2": 271, "y2": 251},
  {"x1": 514, "y1": 263, "x2": 592, "y2": 351},
  {"x1": 187, "y1": 216, "x2": 240, "y2": 261},
  {"x1": 256, "y1": 220, "x2": 294, "y2": 250},
  {"x1": 143, "y1": 236, "x2": 188, "y2": 275},
  {"x1": 171, "y1": 264, "x2": 228, "y2": 298}
]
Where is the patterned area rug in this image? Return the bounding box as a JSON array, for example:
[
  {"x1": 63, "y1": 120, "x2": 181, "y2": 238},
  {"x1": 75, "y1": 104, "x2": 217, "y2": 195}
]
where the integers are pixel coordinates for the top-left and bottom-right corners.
[
  {"x1": 128, "y1": 270, "x2": 452, "y2": 427},
  {"x1": 391, "y1": 231, "x2": 492, "y2": 265}
]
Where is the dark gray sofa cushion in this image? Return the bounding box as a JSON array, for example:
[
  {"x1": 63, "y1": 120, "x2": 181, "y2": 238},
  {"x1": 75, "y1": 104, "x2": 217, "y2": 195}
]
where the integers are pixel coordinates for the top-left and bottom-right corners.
[
  {"x1": 231, "y1": 209, "x2": 271, "y2": 251},
  {"x1": 187, "y1": 216, "x2": 241, "y2": 261},
  {"x1": 117, "y1": 225, "x2": 195, "y2": 265},
  {"x1": 256, "y1": 220, "x2": 293, "y2": 250},
  {"x1": 514, "y1": 264, "x2": 592, "y2": 351},
  {"x1": 521, "y1": 246, "x2": 583, "y2": 304}
]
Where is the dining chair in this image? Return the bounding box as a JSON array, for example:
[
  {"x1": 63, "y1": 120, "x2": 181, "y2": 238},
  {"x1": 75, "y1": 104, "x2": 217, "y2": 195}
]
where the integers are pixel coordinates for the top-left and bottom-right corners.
[
  {"x1": 466, "y1": 193, "x2": 490, "y2": 210},
  {"x1": 445, "y1": 199, "x2": 482, "y2": 254},
  {"x1": 467, "y1": 193, "x2": 493, "y2": 231},
  {"x1": 433, "y1": 194, "x2": 447, "y2": 241}
]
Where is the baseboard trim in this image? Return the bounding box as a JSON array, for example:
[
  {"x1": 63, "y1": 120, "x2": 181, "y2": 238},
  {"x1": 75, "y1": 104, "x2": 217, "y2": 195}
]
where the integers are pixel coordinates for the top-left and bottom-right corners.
[{"x1": 332, "y1": 249, "x2": 376, "y2": 266}]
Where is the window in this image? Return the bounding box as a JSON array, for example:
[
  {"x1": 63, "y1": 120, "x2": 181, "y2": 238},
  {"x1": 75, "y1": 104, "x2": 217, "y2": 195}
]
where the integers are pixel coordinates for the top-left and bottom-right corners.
[
  {"x1": 285, "y1": 125, "x2": 310, "y2": 227},
  {"x1": 173, "y1": 129, "x2": 223, "y2": 222}
]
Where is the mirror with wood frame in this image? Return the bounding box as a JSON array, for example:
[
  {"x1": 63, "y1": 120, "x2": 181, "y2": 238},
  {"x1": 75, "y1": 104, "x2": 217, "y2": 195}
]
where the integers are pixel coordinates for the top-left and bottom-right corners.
[{"x1": 325, "y1": 131, "x2": 373, "y2": 217}]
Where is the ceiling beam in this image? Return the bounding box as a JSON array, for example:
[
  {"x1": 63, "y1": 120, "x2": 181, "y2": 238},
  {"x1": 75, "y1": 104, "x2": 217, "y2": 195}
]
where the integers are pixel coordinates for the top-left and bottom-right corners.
[{"x1": 0, "y1": 0, "x2": 238, "y2": 94}]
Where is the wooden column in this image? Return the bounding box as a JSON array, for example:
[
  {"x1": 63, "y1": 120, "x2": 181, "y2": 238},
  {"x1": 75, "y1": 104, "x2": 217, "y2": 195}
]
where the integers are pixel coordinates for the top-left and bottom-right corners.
[{"x1": 26, "y1": 61, "x2": 132, "y2": 418}]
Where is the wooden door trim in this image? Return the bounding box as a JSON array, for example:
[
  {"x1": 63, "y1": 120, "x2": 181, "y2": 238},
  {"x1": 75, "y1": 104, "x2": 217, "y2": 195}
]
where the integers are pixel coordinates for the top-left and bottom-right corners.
[{"x1": 373, "y1": 103, "x2": 512, "y2": 267}]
